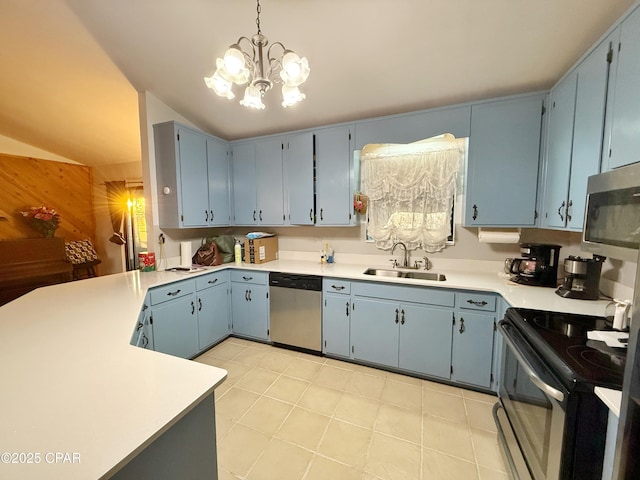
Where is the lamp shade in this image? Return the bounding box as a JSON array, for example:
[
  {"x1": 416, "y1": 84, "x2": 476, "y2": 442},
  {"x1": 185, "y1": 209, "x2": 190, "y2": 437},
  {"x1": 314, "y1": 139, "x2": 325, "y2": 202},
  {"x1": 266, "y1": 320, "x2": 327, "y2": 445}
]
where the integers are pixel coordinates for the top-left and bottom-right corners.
[
  {"x1": 240, "y1": 85, "x2": 266, "y2": 109},
  {"x1": 281, "y1": 85, "x2": 305, "y2": 107}
]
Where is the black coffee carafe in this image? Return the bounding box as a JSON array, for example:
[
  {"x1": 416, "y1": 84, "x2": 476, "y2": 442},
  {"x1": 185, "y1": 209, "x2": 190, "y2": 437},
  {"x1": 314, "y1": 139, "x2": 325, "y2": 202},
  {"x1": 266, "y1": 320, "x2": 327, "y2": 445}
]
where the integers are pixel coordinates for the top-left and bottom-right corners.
[{"x1": 507, "y1": 243, "x2": 561, "y2": 287}]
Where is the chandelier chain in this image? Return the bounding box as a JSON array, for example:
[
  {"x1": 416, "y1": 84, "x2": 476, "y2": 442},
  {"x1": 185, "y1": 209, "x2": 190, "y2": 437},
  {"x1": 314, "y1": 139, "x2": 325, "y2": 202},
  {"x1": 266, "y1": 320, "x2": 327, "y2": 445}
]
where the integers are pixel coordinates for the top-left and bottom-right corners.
[{"x1": 256, "y1": 0, "x2": 262, "y2": 35}]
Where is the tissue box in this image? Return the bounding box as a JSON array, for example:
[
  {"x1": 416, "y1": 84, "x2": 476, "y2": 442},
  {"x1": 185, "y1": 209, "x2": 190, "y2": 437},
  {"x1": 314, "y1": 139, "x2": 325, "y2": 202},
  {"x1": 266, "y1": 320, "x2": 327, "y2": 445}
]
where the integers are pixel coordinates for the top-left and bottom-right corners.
[
  {"x1": 138, "y1": 252, "x2": 156, "y2": 272},
  {"x1": 244, "y1": 236, "x2": 278, "y2": 264}
]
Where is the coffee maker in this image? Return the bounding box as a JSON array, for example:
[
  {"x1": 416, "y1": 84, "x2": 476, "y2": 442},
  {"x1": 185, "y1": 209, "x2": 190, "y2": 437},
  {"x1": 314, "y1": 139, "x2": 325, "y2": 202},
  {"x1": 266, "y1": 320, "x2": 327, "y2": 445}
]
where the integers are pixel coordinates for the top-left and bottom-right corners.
[
  {"x1": 506, "y1": 243, "x2": 561, "y2": 287},
  {"x1": 555, "y1": 255, "x2": 605, "y2": 300}
]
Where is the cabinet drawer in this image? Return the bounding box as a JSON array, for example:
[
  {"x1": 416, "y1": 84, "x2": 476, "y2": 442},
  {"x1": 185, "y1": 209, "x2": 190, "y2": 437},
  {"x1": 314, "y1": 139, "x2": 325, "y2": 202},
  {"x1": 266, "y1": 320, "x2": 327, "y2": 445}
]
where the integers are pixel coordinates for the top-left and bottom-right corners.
[
  {"x1": 323, "y1": 278, "x2": 351, "y2": 295},
  {"x1": 149, "y1": 279, "x2": 196, "y2": 305},
  {"x1": 352, "y1": 281, "x2": 455, "y2": 307},
  {"x1": 457, "y1": 292, "x2": 496, "y2": 312},
  {"x1": 196, "y1": 271, "x2": 228, "y2": 291},
  {"x1": 230, "y1": 270, "x2": 268, "y2": 285}
]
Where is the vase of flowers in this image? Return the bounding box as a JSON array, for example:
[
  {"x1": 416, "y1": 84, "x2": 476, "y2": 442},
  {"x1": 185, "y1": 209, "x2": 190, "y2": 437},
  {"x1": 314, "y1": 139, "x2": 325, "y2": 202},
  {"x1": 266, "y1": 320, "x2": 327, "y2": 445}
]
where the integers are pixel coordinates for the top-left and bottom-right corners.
[{"x1": 21, "y1": 205, "x2": 61, "y2": 238}]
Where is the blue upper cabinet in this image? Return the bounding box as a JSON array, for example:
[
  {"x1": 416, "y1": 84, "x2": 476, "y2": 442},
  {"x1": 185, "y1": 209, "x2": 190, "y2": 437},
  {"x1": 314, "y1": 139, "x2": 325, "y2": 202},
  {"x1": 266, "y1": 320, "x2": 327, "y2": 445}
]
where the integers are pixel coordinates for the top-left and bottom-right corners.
[
  {"x1": 315, "y1": 125, "x2": 354, "y2": 226},
  {"x1": 207, "y1": 137, "x2": 231, "y2": 226},
  {"x1": 354, "y1": 106, "x2": 471, "y2": 150},
  {"x1": 464, "y1": 94, "x2": 544, "y2": 227},
  {"x1": 284, "y1": 132, "x2": 314, "y2": 225},
  {"x1": 154, "y1": 121, "x2": 230, "y2": 228},
  {"x1": 605, "y1": 5, "x2": 640, "y2": 170}
]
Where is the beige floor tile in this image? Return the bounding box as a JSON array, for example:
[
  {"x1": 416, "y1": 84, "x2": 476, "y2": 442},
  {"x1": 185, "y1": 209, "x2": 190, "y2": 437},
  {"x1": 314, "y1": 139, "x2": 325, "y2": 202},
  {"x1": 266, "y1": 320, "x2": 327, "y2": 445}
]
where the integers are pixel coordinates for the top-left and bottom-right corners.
[
  {"x1": 305, "y1": 455, "x2": 363, "y2": 480},
  {"x1": 238, "y1": 396, "x2": 293, "y2": 435},
  {"x1": 247, "y1": 438, "x2": 313, "y2": 480},
  {"x1": 345, "y1": 371, "x2": 386, "y2": 399},
  {"x1": 217, "y1": 468, "x2": 242, "y2": 480},
  {"x1": 222, "y1": 360, "x2": 253, "y2": 385},
  {"x1": 466, "y1": 399, "x2": 498, "y2": 432},
  {"x1": 462, "y1": 389, "x2": 497, "y2": 404},
  {"x1": 233, "y1": 347, "x2": 269, "y2": 367},
  {"x1": 334, "y1": 392, "x2": 380, "y2": 429},
  {"x1": 422, "y1": 448, "x2": 479, "y2": 480},
  {"x1": 381, "y1": 379, "x2": 422, "y2": 411},
  {"x1": 208, "y1": 341, "x2": 248, "y2": 359},
  {"x1": 375, "y1": 403, "x2": 422, "y2": 445},
  {"x1": 193, "y1": 354, "x2": 227, "y2": 368},
  {"x1": 324, "y1": 357, "x2": 356, "y2": 370},
  {"x1": 215, "y1": 415, "x2": 235, "y2": 444},
  {"x1": 260, "y1": 351, "x2": 297, "y2": 373},
  {"x1": 297, "y1": 384, "x2": 343, "y2": 416},
  {"x1": 217, "y1": 424, "x2": 271, "y2": 478},
  {"x1": 234, "y1": 368, "x2": 280, "y2": 395},
  {"x1": 264, "y1": 375, "x2": 310, "y2": 403},
  {"x1": 283, "y1": 358, "x2": 323, "y2": 381},
  {"x1": 313, "y1": 364, "x2": 353, "y2": 391},
  {"x1": 364, "y1": 432, "x2": 421, "y2": 480},
  {"x1": 470, "y1": 428, "x2": 506, "y2": 472},
  {"x1": 422, "y1": 390, "x2": 468, "y2": 424},
  {"x1": 422, "y1": 414, "x2": 474, "y2": 462},
  {"x1": 422, "y1": 379, "x2": 464, "y2": 397},
  {"x1": 276, "y1": 406, "x2": 330, "y2": 451},
  {"x1": 385, "y1": 370, "x2": 423, "y2": 386},
  {"x1": 297, "y1": 351, "x2": 326, "y2": 364},
  {"x1": 227, "y1": 337, "x2": 256, "y2": 347},
  {"x1": 352, "y1": 363, "x2": 388, "y2": 378},
  {"x1": 478, "y1": 466, "x2": 509, "y2": 480},
  {"x1": 318, "y1": 419, "x2": 373, "y2": 468},
  {"x1": 216, "y1": 387, "x2": 260, "y2": 421}
]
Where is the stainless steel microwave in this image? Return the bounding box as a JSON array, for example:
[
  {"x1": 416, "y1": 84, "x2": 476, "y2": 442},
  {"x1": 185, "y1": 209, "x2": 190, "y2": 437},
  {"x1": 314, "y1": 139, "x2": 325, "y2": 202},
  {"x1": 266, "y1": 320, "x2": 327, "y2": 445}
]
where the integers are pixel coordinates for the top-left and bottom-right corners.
[{"x1": 582, "y1": 162, "x2": 640, "y2": 262}]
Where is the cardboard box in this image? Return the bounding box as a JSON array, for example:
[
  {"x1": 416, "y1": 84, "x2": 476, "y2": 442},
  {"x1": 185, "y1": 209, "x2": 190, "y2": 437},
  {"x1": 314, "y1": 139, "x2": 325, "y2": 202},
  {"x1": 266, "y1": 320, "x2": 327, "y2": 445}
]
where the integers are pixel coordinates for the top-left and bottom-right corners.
[{"x1": 244, "y1": 236, "x2": 278, "y2": 264}]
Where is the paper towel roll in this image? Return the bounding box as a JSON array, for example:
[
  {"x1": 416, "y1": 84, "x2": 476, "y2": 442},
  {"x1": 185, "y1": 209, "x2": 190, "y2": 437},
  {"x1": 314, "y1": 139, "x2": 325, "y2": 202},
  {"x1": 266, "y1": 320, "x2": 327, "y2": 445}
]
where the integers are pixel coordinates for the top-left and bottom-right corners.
[
  {"x1": 180, "y1": 241, "x2": 192, "y2": 268},
  {"x1": 478, "y1": 229, "x2": 521, "y2": 244}
]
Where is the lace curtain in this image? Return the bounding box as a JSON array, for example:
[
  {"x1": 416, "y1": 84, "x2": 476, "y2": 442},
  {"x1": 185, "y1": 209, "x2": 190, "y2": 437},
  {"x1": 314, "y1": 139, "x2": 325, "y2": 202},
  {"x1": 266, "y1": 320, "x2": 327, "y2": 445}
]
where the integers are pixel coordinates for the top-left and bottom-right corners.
[{"x1": 361, "y1": 134, "x2": 465, "y2": 253}]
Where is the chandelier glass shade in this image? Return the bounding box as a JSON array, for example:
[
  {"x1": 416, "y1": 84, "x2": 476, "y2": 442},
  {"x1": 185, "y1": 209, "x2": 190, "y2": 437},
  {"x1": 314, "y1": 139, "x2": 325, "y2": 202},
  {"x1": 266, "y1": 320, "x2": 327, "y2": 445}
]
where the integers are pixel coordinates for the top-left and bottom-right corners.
[{"x1": 204, "y1": 1, "x2": 310, "y2": 109}]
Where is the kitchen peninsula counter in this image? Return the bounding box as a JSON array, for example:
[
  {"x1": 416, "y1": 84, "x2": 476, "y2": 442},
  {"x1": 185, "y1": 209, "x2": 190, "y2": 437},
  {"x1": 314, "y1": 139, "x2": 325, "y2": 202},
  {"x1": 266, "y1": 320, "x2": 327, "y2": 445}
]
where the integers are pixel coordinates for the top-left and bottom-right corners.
[{"x1": 0, "y1": 256, "x2": 610, "y2": 478}]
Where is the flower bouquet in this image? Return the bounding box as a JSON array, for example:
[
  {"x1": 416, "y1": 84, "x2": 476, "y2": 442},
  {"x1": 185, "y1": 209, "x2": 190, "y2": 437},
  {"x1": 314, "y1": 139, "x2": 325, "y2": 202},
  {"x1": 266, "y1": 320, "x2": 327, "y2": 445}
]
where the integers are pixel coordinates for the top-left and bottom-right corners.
[{"x1": 21, "y1": 205, "x2": 61, "y2": 238}]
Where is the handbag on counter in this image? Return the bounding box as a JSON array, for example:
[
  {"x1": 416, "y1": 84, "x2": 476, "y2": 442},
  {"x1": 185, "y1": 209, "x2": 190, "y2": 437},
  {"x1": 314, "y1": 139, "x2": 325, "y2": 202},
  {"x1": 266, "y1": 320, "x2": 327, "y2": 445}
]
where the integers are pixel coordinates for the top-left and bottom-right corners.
[{"x1": 192, "y1": 241, "x2": 222, "y2": 266}]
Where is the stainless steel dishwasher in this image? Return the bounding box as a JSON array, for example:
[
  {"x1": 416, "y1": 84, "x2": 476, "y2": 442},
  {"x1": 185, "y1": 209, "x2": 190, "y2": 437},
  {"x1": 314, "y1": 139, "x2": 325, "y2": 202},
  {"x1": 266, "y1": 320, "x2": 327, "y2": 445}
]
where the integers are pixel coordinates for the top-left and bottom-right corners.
[{"x1": 269, "y1": 272, "x2": 322, "y2": 352}]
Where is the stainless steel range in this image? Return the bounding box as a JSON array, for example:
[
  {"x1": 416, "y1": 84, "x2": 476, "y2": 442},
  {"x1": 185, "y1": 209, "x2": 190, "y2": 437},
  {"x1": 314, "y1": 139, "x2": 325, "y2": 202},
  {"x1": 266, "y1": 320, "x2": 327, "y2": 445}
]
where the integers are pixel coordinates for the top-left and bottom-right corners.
[{"x1": 494, "y1": 308, "x2": 626, "y2": 480}]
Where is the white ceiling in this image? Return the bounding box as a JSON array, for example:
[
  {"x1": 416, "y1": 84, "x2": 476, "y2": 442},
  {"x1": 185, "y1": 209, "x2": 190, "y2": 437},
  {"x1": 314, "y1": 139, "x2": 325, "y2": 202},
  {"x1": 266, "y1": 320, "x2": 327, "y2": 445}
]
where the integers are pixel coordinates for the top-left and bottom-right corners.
[{"x1": 0, "y1": 0, "x2": 635, "y2": 167}]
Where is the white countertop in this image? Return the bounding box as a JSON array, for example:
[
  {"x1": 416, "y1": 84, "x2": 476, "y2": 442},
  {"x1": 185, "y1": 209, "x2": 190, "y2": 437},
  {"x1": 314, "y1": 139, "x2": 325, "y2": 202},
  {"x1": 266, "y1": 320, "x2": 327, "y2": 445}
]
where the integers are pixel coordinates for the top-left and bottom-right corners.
[
  {"x1": 0, "y1": 257, "x2": 611, "y2": 478},
  {"x1": 595, "y1": 387, "x2": 622, "y2": 417}
]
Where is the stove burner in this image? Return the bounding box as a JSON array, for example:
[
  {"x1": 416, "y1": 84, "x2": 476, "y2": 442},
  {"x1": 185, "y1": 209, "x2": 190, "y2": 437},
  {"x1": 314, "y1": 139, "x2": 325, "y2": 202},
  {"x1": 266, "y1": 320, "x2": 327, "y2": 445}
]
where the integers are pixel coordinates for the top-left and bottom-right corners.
[
  {"x1": 567, "y1": 344, "x2": 626, "y2": 375},
  {"x1": 532, "y1": 313, "x2": 607, "y2": 338}
]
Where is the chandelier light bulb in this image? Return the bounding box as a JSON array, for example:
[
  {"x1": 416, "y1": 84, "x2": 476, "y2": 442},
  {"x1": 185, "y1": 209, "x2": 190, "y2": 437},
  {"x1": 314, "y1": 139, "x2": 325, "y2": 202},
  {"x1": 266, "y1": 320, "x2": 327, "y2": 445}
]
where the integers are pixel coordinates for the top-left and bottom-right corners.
[
  {"x1": 280, "y1": 52, "x2": 310, "y2": 87},
  {"x1": 240, "y1": 85, "x2": 266, "y2": 109},
  {"x1": 223, "y1": 46, "x2": 245, "y2": 75},
  {"x1": 204, "y1": 71, "x2": 235, "y2": 99},
  {"x1": 281, "y1": 85, "x2": 305, "y2": 108}
]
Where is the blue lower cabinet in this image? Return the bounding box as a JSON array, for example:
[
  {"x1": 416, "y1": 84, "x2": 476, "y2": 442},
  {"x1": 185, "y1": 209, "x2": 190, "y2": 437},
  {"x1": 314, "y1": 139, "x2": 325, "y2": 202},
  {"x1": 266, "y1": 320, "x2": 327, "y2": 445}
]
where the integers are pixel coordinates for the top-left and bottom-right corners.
[
  {"x1": 322, "y1": 293, "x2": 351, "y2": 358},
  {"x1": 350, "y1": 297, "x2": 400, "y2": 366},
  {"x1": 197, "y1": 282, "x2": 230, "y2": 350},
  {"x1": 398, "y1": 304, "x2": 452, "y2": 379},
  {"x1": 451, "y1": 311, "x2": 495, "y2": 388},
  {"x1": 231, "y1": 283, "x2": 269, "y2": 341},
  {"x1": 151, "y1": 294, "x2": 200, "y2": 359}
]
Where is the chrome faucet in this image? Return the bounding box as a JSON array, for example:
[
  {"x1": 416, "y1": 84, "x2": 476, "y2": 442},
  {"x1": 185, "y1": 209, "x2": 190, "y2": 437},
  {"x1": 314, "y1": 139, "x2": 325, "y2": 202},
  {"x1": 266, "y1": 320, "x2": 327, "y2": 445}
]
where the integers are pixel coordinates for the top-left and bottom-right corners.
[{"x1": 391, "y1": 241, "x2": 409, "y2": 268}]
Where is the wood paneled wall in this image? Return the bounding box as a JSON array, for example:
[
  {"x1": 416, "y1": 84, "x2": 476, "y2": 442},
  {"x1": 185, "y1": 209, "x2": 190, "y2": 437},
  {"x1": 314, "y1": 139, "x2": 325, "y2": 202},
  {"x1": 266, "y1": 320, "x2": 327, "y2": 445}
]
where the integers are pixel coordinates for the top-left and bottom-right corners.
[{"x1": 0, "y1": 153, "x2": 95, "y2": 242}]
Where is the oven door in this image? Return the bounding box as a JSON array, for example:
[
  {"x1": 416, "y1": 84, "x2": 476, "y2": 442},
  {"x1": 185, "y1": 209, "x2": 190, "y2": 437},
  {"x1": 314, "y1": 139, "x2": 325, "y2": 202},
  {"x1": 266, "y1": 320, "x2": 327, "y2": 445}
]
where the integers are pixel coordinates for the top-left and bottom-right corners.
[{"x1": 496, "y1": 321, "x2": 569, "y2": 480}]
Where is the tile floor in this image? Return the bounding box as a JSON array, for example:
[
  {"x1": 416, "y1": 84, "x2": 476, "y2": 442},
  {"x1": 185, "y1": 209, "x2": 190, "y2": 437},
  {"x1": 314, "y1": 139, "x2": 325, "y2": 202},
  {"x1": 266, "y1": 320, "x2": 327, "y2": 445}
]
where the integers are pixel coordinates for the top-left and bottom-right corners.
[{"x1": 194, "y1": 337, "x2": 508, "y2": 480}]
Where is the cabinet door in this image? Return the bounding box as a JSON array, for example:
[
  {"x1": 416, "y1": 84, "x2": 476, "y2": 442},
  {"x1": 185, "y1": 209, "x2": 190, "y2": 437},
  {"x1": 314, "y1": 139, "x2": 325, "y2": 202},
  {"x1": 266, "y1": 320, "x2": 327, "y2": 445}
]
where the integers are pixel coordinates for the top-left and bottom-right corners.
[
  {"x1": 197, "y1": 283, "x2": 230, "y2": 350},
  {"x1": 451, "y1": 312, "x2": 495, "y2": 388},
  {"x1": 178, "y1": 128, "x2": 209, "y2": 227},
  {"x1": 256, "y1": 138, "x2": 285, "y2": 225},
  {"x1": 207, "y1": 137, "x2": 230, "y2": 226},
  {"x1": 231, "y1": 143, "x2": 258, "y2": 225},
  {"x1": 398, "y1": 305, "x2": 452, "y2": 379},
  {"x1": 315, "y1": 125, "x2": 353, "y2": 225},
  {"x1": 230, "y1": 284, "x2": 251, "y2": 337},
  {"x1": 350, "y1": 297, "x2": 399, "y2": 367},
  {"x1": 541, "y1": 73, "x2": 577, "y2": 229},
  {"x1": 285, "y1": 132, "x2": 314, "y2": 225},
  {"x1": 608, "y1": 6, "x2": 640, "y2": 169},
  {"x1": 231, "y1": 283, "x2": 269, "y2": 341},
  {"x1": 323, "y1": 293, "x2": 351, "y2": 357},
  {"x1": 465, "y1": 95, "x2": 543, "y2": 226},
  {"x1": 151, "y1": 294, "x2": 199, "y2": 358},
  {"x1": 567, "y1": 34, "x2": 615, "y2": 230}
]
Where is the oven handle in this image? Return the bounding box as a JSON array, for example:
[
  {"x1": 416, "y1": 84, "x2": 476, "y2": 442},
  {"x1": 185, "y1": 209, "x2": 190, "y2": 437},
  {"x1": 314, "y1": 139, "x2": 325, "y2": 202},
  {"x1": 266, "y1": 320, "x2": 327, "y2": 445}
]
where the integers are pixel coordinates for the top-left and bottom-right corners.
[{"x1": 499, "y1": 322, "x2": 565, "y2": 403}]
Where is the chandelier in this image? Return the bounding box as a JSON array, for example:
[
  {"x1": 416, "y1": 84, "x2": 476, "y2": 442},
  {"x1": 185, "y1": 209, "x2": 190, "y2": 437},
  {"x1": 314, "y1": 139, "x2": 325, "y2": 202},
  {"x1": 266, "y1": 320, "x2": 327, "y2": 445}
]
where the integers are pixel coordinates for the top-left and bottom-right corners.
[{"x1": 204, "y1": 0, "x2": 310, "y2": 110}]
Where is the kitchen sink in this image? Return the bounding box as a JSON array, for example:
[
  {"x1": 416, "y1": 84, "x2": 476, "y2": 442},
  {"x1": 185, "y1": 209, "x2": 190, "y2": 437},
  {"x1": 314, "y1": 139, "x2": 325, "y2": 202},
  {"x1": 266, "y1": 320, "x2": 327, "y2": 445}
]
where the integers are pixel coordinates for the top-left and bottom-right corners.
[{"x1": 363, "y1": 268, "x2": 446, "y2": 282}]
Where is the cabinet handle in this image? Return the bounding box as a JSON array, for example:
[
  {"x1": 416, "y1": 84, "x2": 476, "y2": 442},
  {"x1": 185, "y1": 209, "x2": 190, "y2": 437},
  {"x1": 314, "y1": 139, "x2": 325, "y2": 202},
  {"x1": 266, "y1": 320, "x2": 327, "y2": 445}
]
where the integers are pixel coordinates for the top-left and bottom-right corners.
[
  {"x1": 210, "y1": 210, "x2": 214, "y2": 221},
  {"x1": 466, "y1": 299, "x2": 487, "y2": 307},
  {"x1": 472, "y1": 204, "x2": 478, "y2": 221},
  {"x1": 141, "y1": 333, "x2": 148, "y2": 348},
  {"x1": 245, "y1": 289, "x2": 249, "y2": 301},
  {"x1": 395, "y1": 308, "x2": 399, "y2": 324},
  {"x1": 253, "y1": 210, "x2": 256, "y2": 221},
  {"x1": 191, "y1": 301, "x2": 195, "y2": 315},
  {"x1": 557, "y1": 201, "x2": 565, "y2": 222},
  {"x1": 320, "y1": 208, "x2": 324, "y2": 221},
  {"x1": 401, "y1": 309, "x2": 405, "y2": 325},
  {"x1": 309, "y1": 208, "x2": 313, "y2": 221},
  {"x1": 198, "y1": 298, "x2": 203, "y2": 311},
  {"x1": 248, "y1": 289, "x2": 252, "y2": 301},
  {"x1": 459, "y1": 317, "x2": 465, "y2": 334},
  {"x1": 332, "y1": 285, "x2": 345, "y2": 291},
  {"x1": 136, "y1": 322, "x2": 143, "y2": 332},
  {"x1": 346, "y1": 301, "x2": 349, "y2": 316},
  {"x1": 208, "y1": 278, "x2": 218, "y2": 284},
  {"x1": 242, "y1": 276, "x2": 253, "y2": 281},
  {"x1": 259, "y1": 210, "x2": 263, "y2": 222},
  {"x1": 205, "y1": 210, "x2": 209, "y2": 222},
  {"x1": 167, "y1": 289, "x2": 182, "y2": 297},
  {"x1": 566, "y1": 200, "x2": 572, "y2": 222}
]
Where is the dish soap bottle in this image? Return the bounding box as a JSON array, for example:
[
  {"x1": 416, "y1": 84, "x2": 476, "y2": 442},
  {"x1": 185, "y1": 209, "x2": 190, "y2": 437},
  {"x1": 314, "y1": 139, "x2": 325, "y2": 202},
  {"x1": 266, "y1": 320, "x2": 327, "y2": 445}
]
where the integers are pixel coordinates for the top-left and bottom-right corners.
[
  {"x1": 234, "y1": 239, "x2": 242, "y2": 265},
  {"x1": 325, "y1": 242, "x2": 334, "y2": 264}
]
